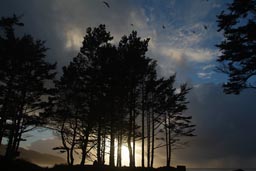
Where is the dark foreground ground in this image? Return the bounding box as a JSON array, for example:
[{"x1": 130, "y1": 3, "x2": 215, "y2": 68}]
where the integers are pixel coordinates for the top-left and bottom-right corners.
[{"x1": 0, "y1": 158, "x2": 181, "y2": 171}]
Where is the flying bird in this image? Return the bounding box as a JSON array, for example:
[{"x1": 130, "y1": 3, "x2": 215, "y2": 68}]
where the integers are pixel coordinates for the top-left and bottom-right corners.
[
  {"x1": 102, "y1": 1, "x2": 110, "y2": 8},
  {"x1": 204, "y1": 25, "x2": 208, "y2": 30},
  {"x1": 162, "y1": 25, "x2": 166, "y2": 29},
  {"x1": 131, "y1": 23, "x2": 134, "y2": 26}
]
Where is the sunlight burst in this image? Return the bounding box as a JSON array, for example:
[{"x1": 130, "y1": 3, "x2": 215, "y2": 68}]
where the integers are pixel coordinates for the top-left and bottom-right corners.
[{"x1": 121, "y1": 145, "x2": 130, "y2": 166}]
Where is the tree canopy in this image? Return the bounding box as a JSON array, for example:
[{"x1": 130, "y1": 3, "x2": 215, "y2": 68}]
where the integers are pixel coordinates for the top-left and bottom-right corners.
[
  {"x1": 216, "y1": 0, "x2": 256, "y2": 94},
  {"x1": 48, "y1": 24, "x2": 195, "y2": 167},
  {"x1": 0, "y1": 15, "x2": 56, "y2": 159}
]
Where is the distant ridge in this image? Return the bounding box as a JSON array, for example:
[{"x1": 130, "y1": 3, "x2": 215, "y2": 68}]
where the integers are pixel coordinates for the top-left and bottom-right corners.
[{"x1": 0, "y1": 145, "x2": 65, "y2": 167}]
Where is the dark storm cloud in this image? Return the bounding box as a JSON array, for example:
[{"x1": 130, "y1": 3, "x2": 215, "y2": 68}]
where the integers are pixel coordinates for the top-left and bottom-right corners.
[
  {"x1": 0, "y1": 0, "x2": 151, "y2": 72},
  {"x1": 0, "y1": 0, "x2": 75, "y2": 71},
  {"x1": 170, "y1": 84, "x2": 256, "y2": 168},
  {"x1": 0, "y1": 0, "x2": 224, "y2": 83}
]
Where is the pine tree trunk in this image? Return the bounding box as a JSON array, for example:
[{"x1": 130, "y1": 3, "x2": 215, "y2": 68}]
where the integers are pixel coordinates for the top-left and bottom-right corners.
[
  {"x1": 165, "y1": 114, "x2": 169, "y2": 167},
  {"x1": 80, "y1": 128, "x2": 90, "y2": 165},
  {"x1": 109, "y1": 129, "x2": 115, "y2": 166},
  {"x1": 97, "y1": 120, "x2": 102, "y2": 164},
  {"x1": 141, "y1": 96, "x2": 145, "y2": 167},
  {"x1": 101, "y1": 128, "x2": 106, "y2": 165},
  {"x1": 60, "y1": 120, "x2": 71, "y2": 165},
  {"x1": 150, "y1": 109, "x2": 155, "y2": 167},
  {"x1": 167, "y1": 115, "x2": 171, "y2": 167},
  {"x1": 14, "y1": 130, "x2": 23, "y2": 157},
  {"x1": 132, "y1": 108, "x2": 136, "y2": 167},
  {"x1": 147, "y1": 110, "x2": 150, "y2": 167},
  {"x1": 11, "y1": 118, "x2": 22, "y2": 158},
  {"x1": 128, "y1": 102, "x2": 133, "y2": 167},
  {"x1": 5, "y1": 126, "x2": 14, "y2": 159},
  {"x1": 70, "y1": 117, "x2": 78, "y2": 166},
  {"x1": 117, "y1": 134, "x2": 122, "y2": 167}
]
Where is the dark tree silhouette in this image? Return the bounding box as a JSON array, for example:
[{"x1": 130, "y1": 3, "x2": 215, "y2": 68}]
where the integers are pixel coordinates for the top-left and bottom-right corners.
[
  {"x1": 0, "y1": 15, "x2": 56, "y2": 159},
  {"x1": 48, "y1": 25, "x2": 115, "y2": 165},
  {"x1": 47, "y1": 24, "x2": 195, "y2": 167},
  {"x1": 140, "y1": 74, "x2": 194, "y2": 168},
  {"x1": 118, "y1": 31, "x2": 151, "y2": 167},
  {"x1": 140, "y1": 60, "x2": 157, "y2": 167},
  {"x1": 216, "y1": 0, "x2": 256, "y2": 94},
  {"x1": 79, "y1": 25, "x2": 115, "y2": 166},
  {"x1": 162, "y1": 79, "x2": 195, "y2": 167}
]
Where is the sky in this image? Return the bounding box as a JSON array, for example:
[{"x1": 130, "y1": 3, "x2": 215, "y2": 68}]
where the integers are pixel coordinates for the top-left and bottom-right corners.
[{"x1": 1, "y1": 0, "x2": 256, "y2": 168}]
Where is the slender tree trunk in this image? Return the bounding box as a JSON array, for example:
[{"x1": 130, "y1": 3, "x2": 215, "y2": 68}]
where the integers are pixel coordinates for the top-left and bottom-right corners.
[
  {"x1": 109, "y1": 125, "x2": 115, "y2": 167},
  {"x1": 97, "y1": 119, "x2": 102, "y2": 164},
  {"x1": 167, "y1": 115, "x2": 171, "y2": 167},
  {"x1": 150, "y1": 109, "x2": 155, "y2": 167},
  {"x1": 132, "y1": 109, "x2": 136, "y2": 167},
  {"x1": 14, "y1": 129, "x2": 23, "y2": 157},
  {"x1": 5, "y1": 125, "x2": 15, "y2": 159},
  {"x1": 117, "y1": 134, "x2": 122, "y2": 167},
  {"x1": 147, "y1": 110, "x2": 150, "y2": 167},
  {"x1": 11, "y1": 110, "x2": 23, "y2": 158},
  {"x1": 5, "y1": 107, "x2": 19, "y2": 159},
  {"x1": 141, "y1": 95, "x2": 145, "y2": 168},
  {"x1": 80, "y1": 128, "x2": 90, "y2": 165},
  {"x1": 117, "y1": 109, "x2": 123, "y2": 167},
  {"x1": 165, "y1": 114, "x2": 169, "y2": 167},
  {"x1": 128, "y1": 103, "x2": 133, "y2": 167},
  {"x1": 101, "y1": 127, "x2": 106, "y2": 165},
  {"x1": 60, "y1": 120, "x2": 71, "y2": 165},
  {"x1": 70, "y1": 117, "x2": 78, "y2": 165}
]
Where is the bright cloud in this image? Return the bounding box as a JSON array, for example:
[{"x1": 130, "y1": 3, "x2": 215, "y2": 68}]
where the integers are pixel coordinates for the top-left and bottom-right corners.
[
  {"x1": 197, "y1": 71, "x2": 214, "y2": 79},
  {"x1": 65, "y1": 27, "x2": 83, "y2": 49},
  {"x1": 161, "y1": 47, "x2": 215, "y2": 63}
]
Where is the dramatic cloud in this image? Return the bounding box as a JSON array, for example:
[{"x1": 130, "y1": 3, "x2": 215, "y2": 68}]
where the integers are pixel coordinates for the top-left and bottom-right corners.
[{"x1": 0, "y1": 0, "x2": 226, "y2": 80}]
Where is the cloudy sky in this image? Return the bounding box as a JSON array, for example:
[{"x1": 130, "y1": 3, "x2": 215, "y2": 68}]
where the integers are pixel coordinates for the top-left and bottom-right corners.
[{"x1": 1, "y1": 0, "x2": 256, "y2": 168}]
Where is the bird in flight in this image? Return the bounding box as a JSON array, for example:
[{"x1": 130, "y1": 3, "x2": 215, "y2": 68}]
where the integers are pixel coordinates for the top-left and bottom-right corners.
[
  {"x1": 102, "y1": 1, "x2": 110, "y2": 8},
  {"x1": 162, "y1": 25, "x2": 166, "y2": 29},
  {"x1": 131, "y1": 24, "x2": 134, "y2": 26},
  {"x1": 204, "y1": 25, "x2": 208, "y2": 30}
]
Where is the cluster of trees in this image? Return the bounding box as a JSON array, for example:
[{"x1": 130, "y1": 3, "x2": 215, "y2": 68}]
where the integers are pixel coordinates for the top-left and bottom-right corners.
[
  {"x1": 0, "y1": 15, "x2": 195, "y2": 167},
  {"x1": 47, "y1": 25, "x2": 195, "y2": 167}
]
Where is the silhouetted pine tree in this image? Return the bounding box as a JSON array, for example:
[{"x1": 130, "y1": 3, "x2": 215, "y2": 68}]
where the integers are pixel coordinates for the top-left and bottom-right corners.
[
  {"x1": 49, "y1": 25, "x2": 115, "y2": 165},
  {"x1": 140, "y1": 60, "x2": 157, "y2": 167},
  {"x1": 216, "y1": 0, "x2": 256, "y2": 94},
  {"x1": 118, "y1": 31, "x2": 151, "y2": 167},
  {"x1": 162, "y1": 78, "x2": 195, "y2": 167},
  {"x1": 0, "y1": 15, "x2": 56, "y2": 159}
]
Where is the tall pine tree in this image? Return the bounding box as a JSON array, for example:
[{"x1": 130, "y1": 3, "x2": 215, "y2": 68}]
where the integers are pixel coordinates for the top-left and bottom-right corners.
[
  {"x1": 0, "y1": 15, "x2": 56, "y2": 159},
  {"x1": 216, "y1": 0, "x2": 256, "y2": 94}
]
